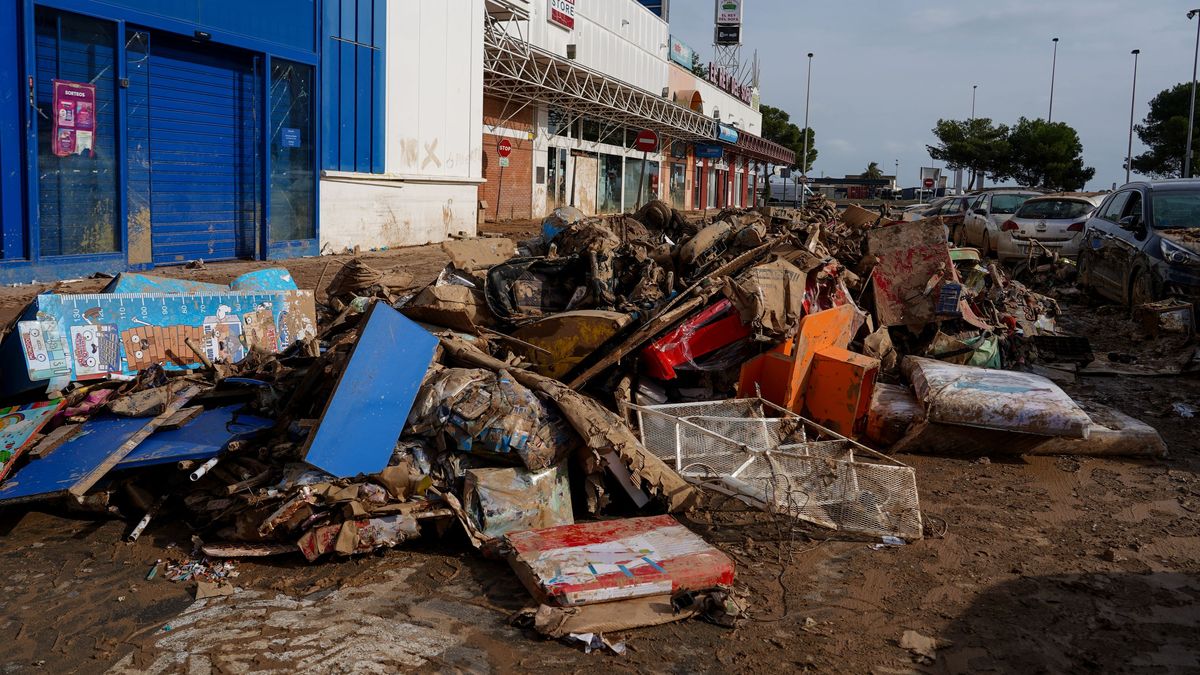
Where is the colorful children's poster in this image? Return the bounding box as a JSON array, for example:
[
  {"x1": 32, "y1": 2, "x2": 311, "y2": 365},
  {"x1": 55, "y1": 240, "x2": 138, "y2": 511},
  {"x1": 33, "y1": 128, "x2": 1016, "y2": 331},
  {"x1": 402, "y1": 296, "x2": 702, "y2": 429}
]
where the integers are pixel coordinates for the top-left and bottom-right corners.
[
  {"x1": 52, "y1": 79, "x2": 97, "y2": 158},
  {"x1": 0, "y1": 399, "x2": 65, "y2": 482}
]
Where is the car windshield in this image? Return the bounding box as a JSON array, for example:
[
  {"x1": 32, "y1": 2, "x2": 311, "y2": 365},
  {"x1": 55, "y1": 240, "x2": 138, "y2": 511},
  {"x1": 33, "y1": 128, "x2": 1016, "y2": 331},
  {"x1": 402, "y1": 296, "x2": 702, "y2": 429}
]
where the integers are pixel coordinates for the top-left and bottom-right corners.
[
  {"x1": 1015, "y1": 199, "x2": 1093, "y2": 220},
  {"x1": 1152, "y1": 191, "x2": 1200, "y2": 229},
  {"x1": 991, "y1": 194, "x2": 1034, "y2": 214}
]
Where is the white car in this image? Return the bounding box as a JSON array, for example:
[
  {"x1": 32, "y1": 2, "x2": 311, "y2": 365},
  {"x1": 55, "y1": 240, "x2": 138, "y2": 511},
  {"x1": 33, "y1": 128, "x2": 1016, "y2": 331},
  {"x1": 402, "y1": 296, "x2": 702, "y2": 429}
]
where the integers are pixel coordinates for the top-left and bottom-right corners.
[
  {"x1": 958, "y1": 190, "x2": 1042, "y2": 255},
  {"x1": 995, "y1": 193, "x2": 1106, "y2": 264}
]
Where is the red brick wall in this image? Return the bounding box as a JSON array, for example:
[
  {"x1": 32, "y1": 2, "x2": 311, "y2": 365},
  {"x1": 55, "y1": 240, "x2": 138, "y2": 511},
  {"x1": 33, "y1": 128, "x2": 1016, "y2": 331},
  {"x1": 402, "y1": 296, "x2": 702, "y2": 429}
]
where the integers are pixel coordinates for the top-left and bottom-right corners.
[{"x1": 481, "y1": 96, "x2": 534, "y2": 222}]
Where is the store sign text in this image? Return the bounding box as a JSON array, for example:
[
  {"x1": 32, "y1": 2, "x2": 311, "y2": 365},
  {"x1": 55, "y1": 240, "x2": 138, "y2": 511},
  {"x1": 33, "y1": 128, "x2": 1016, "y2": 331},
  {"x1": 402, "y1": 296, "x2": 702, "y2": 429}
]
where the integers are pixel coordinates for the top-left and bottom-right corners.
[
  {"x1": 707, "y1": 63, "x2": 752, "y2": 105},
  {"x1": 548, "y1": 0, "x2": 576, "y2": 31}
]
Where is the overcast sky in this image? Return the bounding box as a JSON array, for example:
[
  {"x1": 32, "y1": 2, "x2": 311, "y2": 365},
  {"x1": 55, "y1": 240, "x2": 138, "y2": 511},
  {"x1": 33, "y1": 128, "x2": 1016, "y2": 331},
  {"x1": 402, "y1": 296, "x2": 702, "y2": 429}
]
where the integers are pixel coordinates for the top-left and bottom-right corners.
[{"x1": 668, "y1": 0, "x2": 1200, "y2": 189}]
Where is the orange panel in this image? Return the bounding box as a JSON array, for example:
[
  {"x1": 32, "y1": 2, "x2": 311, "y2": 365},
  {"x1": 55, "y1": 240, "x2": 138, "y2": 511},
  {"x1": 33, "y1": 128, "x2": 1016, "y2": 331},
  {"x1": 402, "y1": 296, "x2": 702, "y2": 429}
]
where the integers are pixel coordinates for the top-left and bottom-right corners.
[{"x1": 803, "y1": 346, "x2": 880, "y2": 438}]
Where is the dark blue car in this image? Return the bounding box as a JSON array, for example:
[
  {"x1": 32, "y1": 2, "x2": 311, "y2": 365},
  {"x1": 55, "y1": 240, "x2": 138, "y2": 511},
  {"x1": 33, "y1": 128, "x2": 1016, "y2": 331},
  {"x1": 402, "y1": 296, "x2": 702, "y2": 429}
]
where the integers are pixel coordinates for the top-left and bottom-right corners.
[{"x1": 1077, "y1": 180, "x2": 1200, "y2": 305}]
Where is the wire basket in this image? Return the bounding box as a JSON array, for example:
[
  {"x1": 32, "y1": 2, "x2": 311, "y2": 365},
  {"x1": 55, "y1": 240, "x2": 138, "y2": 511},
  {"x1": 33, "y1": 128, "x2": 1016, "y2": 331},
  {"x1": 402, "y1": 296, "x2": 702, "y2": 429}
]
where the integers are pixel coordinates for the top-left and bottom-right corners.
[{"x1": 628, "y1": 398, "x2": 922, "y2": 541}]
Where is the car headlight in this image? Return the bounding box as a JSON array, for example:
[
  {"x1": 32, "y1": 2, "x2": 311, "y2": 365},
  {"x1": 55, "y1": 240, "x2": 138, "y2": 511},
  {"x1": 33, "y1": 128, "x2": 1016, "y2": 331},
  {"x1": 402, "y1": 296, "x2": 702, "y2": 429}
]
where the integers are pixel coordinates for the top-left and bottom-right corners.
[{"x1": 1160, "y1": 238, "x2": 1200, "y2": 267}]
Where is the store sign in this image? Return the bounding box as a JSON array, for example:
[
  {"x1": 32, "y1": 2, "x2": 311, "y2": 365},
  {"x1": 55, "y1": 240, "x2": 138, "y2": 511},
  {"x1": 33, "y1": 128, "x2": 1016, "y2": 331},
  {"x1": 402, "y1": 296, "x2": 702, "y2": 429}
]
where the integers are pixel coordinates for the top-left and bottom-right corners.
[
  {"x1": 669, "y1": 35, "x2": 694, "y2": 69},
  {"x1": 548, "y1": 0, "x2": 576, "y2": 30},
  {"x1": 52, "y1": 79, "x2": 96, "y2": 158},
  {"x1": 715, "y1": 0, "x2": 741, "y2": 25},
  {"x1": 280, "y1": 127, "x2": 301, "y2": 148},
  {"x1": 694, "y1": 144, "x2": 724, "y2": 159},
  {"x1": 715, "y1": 24, "x2": 740, "y2": 45},
  {"x1": 716, "y1": 124, "x2": 739, "y2": 144},
  {"x1": 707, "y1": 63, "x2": 753, "y2": 105}
]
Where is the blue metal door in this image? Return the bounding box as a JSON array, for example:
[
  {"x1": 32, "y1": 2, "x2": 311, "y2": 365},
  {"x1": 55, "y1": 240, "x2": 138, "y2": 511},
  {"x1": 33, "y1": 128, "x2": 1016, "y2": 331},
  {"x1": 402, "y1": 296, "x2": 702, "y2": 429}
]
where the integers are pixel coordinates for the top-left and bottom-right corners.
[{"x1": 147, "y1": 35, "x2": 258, "y2": 264}]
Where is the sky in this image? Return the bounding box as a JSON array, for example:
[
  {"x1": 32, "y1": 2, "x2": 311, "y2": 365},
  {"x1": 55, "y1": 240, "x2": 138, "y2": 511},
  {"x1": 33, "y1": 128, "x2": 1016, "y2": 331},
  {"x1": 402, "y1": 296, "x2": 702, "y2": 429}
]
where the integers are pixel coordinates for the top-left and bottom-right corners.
[{"x1": 667, "y1": 0, "x2": 1200, "y2": 190}]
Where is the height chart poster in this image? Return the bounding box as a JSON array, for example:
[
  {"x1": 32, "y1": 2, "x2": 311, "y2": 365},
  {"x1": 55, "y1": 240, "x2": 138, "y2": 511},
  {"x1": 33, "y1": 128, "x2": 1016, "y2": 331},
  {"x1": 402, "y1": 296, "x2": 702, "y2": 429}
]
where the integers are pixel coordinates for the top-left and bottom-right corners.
[{"x1": 52, "y1": 79, "x2": 97, "y2": 158}]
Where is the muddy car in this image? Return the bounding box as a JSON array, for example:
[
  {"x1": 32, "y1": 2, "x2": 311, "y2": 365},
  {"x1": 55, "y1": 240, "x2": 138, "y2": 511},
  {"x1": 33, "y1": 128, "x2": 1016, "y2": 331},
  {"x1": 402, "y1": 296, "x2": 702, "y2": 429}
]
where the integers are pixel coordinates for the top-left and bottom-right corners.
[
  {"x1": 1077, "y1": 180, "x2": 1200, "y2": 305},
  {"x1": 996, "y1": 192, "x2": 1105, "y2": 264},
  {"x1": 958, "y1": 189, "x2": 1042, "y2": 255}
]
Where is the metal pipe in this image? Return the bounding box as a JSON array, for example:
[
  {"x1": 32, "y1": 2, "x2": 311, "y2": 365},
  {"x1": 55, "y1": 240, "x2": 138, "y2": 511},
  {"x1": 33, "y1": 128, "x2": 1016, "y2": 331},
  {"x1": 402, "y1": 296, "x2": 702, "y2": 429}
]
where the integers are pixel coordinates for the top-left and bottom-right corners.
[
  {"x1": 801, "y1": 52, "x2": 813, "y2": 187},
  {"x1": 1048, "y1": 38, "x2": 1059, "y2": 122},
  {"x1": 1128, "y1": 50, "x2": 1141, "y2": 184},
  {"x1": 190, "y1": 456, "x2": 220, "y2": 482},
  {"x1": 1187, "y1": 11, "x2": 1200, "y2": 177}
]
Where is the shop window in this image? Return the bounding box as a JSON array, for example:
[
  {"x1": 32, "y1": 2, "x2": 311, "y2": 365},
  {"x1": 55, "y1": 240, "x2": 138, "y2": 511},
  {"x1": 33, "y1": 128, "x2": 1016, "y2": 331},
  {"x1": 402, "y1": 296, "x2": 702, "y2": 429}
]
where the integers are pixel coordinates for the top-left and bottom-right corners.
[
  {"x1": 35, "y1": 8, "x2": 119, "y2": 256},
  {"x1": 706, "y1": 169, "x2": 717, "y2": 209},
  {"x1": 693, "y1": 164, "x2": 703, "y2": 210},
  {"x1": 271, "y1": 60, "x2": 316, "y2": 241},
  {"x1": 322, "y1": 0, "x2": 384, "y2": 173},
  {"x1": 581, "y1": 118, "x2": 601, "y2": 143},
  {"x1": 623, "y1": 157, "x2": 658, "y2": 211},
  {"x1": 598, "y1": 153, "x2": 622, "y2": 214},
  {"x1": 670, "y1": 163, "x2": 686, "y2": 210}
]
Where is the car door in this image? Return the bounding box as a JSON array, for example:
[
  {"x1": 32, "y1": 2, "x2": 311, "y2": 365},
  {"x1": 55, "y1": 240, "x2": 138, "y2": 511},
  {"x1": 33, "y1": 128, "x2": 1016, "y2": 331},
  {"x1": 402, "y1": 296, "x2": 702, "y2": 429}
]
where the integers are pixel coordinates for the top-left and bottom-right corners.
[
  {"x1": 965, "y1": 195, "x2": 988, "y2": 246},
  {"x1": 1085, "y1": 190, "x2": 1132, "y2": 295},
  {"x1": 1108, "y1": 190, "x2": 1150, "y2": 295}
]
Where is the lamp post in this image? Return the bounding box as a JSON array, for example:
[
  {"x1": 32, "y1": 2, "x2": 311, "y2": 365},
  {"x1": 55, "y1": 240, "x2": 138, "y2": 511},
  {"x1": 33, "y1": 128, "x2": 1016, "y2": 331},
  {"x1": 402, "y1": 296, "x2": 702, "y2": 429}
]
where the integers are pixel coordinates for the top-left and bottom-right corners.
[
  {"x1": 1186, "y1": 10, "x2": 1200, "y2": 177},
  {"x1": 801, "y1": 53, "x2": 813, "y2": 193},
  {"x1": 970, "y1": 84, "x2": 978, "y2": 189},
  {"x1": 1127, "y1": 49, "x2": 1140, "y2": 184},
  {"x1": 1048, "y1": 37, "x2": 1059, "y2": 122}
]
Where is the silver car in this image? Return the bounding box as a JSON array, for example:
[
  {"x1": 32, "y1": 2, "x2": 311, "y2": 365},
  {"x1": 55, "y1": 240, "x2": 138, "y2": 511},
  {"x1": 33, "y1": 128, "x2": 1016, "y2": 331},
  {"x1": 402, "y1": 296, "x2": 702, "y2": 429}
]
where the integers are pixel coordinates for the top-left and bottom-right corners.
[
  {"x1": 996, "y1": 193, "x2": 1106, "y2": 264},
  {"x1": 958, "y1": 190, "x2": 1042, "y2": 255}
]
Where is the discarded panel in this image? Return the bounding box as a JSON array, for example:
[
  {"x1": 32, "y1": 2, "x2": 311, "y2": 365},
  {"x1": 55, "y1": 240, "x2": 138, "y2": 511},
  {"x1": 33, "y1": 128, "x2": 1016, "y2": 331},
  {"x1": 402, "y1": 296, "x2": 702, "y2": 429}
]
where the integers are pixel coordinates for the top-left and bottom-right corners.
[
  {"x1": 904, "y1": 356, "x2": 1091, "y2": 438},
  {"x1": 103, "y1": 268, "x2": 298, "y2": 294},
  {"x1": 117, "y1": 405, "x2": 273, "y2": 470},
  {"x1": 0, "y1": 399, "x2": 65, "y2": 482},
  {"x1": 630, "y1": 398, "x2": 923, "y2": 541},
  {"x1": 509, "y1": 310, "x2": 632, "y2": 380},
  {"x1": 301, "y1": 302, "x2": 437, "y2": 478},
  {"x1": 868, "y1": 220, "x2": 956, "y2": 328},
  {"x1": 463, "y1": 464, "x2": 573, "y2": 539},
  {"x1": 505, "y1": 514, "x2": 735, "y2": 606},
  {"x1": 1, "y1": 290, "x2": 317, "y2": 394},
  {"x1": 804, "y1": 346, "x2": 879, "y2": 437}
]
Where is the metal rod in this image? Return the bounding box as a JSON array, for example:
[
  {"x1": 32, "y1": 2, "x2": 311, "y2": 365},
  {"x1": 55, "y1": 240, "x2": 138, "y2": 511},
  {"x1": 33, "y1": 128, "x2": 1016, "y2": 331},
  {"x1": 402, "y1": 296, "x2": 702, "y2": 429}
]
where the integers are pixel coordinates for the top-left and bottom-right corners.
[
  {"x1": 1048, "y1": 38, "x2": 1059, "y2": 122},
  {"x1": 1188, "y1": 11, "x2": 1200, "y2": 177},
  {"x1": 801, "y1": 53, "x2": 813, "y2": 185},
  {"x1": 1128, "y1": 50, "x2": 1141, "y2": 184}
]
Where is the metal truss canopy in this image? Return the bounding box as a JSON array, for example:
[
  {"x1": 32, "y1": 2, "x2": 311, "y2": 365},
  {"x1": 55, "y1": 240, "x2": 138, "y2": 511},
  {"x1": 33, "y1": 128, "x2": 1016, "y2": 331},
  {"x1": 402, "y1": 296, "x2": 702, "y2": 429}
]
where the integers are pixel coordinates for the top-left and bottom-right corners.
[{"x1": 483, "y1": 17, "x2": 794, "y2": 166}]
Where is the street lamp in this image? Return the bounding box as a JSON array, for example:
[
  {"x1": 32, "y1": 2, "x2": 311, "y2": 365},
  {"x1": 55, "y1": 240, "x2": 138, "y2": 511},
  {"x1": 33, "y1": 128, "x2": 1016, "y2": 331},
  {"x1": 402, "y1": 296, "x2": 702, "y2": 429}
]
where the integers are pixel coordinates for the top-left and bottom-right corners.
[
  {"x1": 970, "y1": 84, "x2": 978, "y2": 189},
  {"x1": 1186, "y1": 10, "x2": 1200, "y2": 177},
  {"x1": 801, "y1": 53, "x2": 813, "y2": 187},
  {"x1": 1048, "y1": 37, "x2": 1059, "y2": 122},
  {"x1": 1127, "y1": 49, "x2": 1141, "y2": 184}
]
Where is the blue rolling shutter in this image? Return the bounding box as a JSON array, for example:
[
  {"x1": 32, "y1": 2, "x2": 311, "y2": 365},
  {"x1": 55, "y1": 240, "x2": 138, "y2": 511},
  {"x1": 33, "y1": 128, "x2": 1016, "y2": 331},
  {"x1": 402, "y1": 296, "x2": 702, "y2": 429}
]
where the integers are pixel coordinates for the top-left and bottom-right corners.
[{"x1": 147, "y1": 35, "x2": 258, "y2": 264}]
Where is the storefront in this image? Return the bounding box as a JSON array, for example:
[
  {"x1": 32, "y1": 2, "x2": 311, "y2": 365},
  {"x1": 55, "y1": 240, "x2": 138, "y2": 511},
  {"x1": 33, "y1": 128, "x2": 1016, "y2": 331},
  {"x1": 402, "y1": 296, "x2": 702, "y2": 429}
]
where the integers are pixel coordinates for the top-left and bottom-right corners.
[{"x1": 0, "y1": 0, "x2": 320, "y2": 284}]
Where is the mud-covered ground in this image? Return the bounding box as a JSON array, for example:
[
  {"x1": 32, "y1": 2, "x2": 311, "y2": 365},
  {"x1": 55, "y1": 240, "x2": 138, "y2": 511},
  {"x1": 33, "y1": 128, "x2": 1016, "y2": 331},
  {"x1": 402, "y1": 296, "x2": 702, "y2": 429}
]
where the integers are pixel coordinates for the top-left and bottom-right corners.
[{"x1": 1, "y1": 244, "x2": 1198, "y2": 673}]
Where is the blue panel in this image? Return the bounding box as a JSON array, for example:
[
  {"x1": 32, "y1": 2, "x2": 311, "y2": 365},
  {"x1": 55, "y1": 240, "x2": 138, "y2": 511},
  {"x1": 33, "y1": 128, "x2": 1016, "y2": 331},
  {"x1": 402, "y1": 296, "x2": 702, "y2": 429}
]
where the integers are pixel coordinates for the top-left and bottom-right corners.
[
  {"x1": 337, "y1": 42, "x2": 355, "y2": 171},
  {"x1": 0, "y1": 415, "x2": 152, "y2": 504},
  {"x1": 339, "y1": 0, "x2": 355, "y2": 40},
  {"x1": 0, "y1": 0, "x2": 24, "y2": 259},
  {"x1": 356, "y1": 0, "x2": 372, "y2": 46},
  {"x1": 117, "y1": 405, "x2": 273, "y2": 470},
  {"x1": 354, "y1": 44, "x2": 371, "y2": 173},
  {"x1": 320, "y1": 0, "x2": 339, "y2": 170},
  {"x1": 302, "y1": 303, "x2": 437, "y2": 478},
  {"x1": 198, "y1": 0, "x2": 316, "y2": 53},
  {"x1": 104, "y1": 272, "x2": 226, "y2": 294},
  {"x1": 371, "y1": 46, "x2": 384, "y2": 174},
  {"x1": 148, "y1": 34, "x2": 257, "y2": 264}
]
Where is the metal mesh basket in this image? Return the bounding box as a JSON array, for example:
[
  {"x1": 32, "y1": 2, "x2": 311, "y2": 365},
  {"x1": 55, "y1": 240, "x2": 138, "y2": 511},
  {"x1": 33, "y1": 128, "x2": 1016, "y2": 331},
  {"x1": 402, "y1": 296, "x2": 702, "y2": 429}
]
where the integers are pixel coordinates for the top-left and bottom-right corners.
[{"x1": 629, "y1": 398, "x2": 923, "y2": 541}]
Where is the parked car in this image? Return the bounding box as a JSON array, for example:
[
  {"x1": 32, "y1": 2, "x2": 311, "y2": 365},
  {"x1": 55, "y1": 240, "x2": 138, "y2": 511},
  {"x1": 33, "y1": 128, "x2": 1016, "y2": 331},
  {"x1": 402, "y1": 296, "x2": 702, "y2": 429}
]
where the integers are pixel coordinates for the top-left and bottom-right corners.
[
  {"x1": 995, "y1": 192, "x2": 1106, "y2": 264},
  {"x1": 928, "y1": 195, "x2": 976, "y2": 237},
  {"x1": 957, "y1": 189, "x2": 1042, "y2": 255},
  {"x1": 1078, "y1": 180, "x2": 1200, "y2": 305},
  {"x1": 900, "y1": 196, "x2": 950, "y2": 220}
]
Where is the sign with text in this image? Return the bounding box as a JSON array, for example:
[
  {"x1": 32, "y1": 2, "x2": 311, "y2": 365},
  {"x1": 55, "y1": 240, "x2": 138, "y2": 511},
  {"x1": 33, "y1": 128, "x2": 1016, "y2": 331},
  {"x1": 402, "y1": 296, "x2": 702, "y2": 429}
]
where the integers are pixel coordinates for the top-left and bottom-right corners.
[
  {"x1": 669, "y1": 35, "x2": 694, "y2": 69},
  {"x1": 52, "y1": 79, "x2": 97, "y2": 158},
  {"x1": 694, "y1": 144, "x2": 724, "y2": 159},
  {"x1": 715, "y1": 24, "x2": 740, "y2": 45},
  {"x1": 497, "y1": 138, "x2": 513, "y2": 158},
  {"x1": 715, "y1": 0, "x2": 742, "y2": 25},
  {"x1": 548, "y1": 0, "x2": 576, "y2": 30},
  {"x1": 716, "y1": 125, "x2": 739, "y2": 144},
  {"x1": 707, "y1": 63, "x2": 753, "y2": 105}
]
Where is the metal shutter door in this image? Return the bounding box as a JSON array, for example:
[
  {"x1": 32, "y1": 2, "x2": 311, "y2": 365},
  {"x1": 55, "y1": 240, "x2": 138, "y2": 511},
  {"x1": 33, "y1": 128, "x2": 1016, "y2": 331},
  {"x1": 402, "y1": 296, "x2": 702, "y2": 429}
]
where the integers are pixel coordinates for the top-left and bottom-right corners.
[{"x1": 148, "y1": 35, "x2": 258, "y2": 264}]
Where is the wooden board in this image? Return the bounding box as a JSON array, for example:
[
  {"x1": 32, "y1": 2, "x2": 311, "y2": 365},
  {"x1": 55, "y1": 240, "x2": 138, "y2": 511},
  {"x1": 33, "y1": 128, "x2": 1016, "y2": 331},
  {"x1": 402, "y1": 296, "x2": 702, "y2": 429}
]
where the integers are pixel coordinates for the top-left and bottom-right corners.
[{"x1": 117, "y1": 404, "x2": 273, "y2": 470}]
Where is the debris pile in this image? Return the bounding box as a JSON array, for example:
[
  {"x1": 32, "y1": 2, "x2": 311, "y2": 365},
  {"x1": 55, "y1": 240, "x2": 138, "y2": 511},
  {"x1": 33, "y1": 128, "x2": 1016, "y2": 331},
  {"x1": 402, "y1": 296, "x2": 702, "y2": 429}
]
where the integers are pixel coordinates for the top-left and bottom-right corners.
[{"x1": 0, "y1": 195, "x2": 1169, "y2": 647}]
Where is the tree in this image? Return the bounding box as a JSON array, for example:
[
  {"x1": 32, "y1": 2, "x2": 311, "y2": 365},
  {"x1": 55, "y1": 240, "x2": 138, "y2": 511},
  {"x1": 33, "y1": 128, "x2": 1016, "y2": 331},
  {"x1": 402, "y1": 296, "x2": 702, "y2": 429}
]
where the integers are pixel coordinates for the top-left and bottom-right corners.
[
  {"x1": 927, "y1": 118, "x2": 1010, "y2": 188},
  {"x1": 1132, "y1": 82, "x2": 1197, "y2": 178},
  {"x1": 862, "y1": 162, "x2": 883, "y2": 179},
  {"x1": 690, "y1": 52, "x2": 707, "y2": 78},
  {"x1": 1003, "y1": 117, "x2": 1095, "y2": 190},
  {"x1": 761, "y1": 103, "x2": 817, "y2": 173}
]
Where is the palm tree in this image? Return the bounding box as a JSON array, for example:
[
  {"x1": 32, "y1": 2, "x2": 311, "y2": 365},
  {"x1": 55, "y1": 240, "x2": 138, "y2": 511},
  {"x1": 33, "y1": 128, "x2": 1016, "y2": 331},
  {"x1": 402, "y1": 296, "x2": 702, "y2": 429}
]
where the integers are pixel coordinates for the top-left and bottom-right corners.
[{"x1": 862, "y1": 162, "x2": 883, "y2": 179}]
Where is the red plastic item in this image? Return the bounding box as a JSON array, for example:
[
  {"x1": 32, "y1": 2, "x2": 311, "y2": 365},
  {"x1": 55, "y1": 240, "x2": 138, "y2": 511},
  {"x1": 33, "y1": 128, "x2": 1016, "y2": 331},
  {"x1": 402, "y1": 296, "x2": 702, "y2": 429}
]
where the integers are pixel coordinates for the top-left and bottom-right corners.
[{"x1": 641, "y1": 299, "x2": 751, "y2": 380}]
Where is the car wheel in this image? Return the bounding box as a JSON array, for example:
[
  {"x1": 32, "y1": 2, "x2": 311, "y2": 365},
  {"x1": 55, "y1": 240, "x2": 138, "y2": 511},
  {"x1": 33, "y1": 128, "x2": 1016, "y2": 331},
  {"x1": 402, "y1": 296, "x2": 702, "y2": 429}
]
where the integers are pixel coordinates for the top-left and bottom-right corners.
[
  {"x1": 981, "y1": 230, "x2": 992, "y2": 257},
  {"x1": 1129, "y1": 269, "x2": 1156, "y2": 308},
  {"x1": 952, "y1": 223, "x2": 966, "y2": 247}
]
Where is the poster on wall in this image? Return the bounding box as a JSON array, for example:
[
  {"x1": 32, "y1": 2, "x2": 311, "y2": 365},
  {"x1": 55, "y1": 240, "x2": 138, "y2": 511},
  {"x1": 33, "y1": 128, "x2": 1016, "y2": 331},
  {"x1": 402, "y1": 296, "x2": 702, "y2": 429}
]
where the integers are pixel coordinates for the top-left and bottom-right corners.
[
  {"x1": 669, "y1": 35, "x2": 694, "y2": 69},
  {"x1": 548, "y1": 0, "x2": 576, "y2": 30},
  {"x1": 715, "y1": 0, "x2": 742, "y2": 25},
  {"x1": 52, "y1": 79, "x2": 97, "y2": 158}
]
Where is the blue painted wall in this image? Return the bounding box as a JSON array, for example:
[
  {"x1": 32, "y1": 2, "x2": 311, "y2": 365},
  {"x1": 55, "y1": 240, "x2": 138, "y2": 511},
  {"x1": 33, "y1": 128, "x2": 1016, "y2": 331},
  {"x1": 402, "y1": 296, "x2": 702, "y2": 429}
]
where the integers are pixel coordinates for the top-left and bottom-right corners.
[
  {"x1": 321, "y1": 0, "x2": 384, "y2": 174},
  {"x1": 76, "y1": 0, "x2": 316, "y2": 52}
]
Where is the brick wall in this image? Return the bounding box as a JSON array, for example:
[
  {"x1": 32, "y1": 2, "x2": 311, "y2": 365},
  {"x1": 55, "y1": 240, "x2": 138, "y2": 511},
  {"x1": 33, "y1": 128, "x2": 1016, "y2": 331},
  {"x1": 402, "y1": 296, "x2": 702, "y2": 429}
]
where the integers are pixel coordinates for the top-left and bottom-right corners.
[{"x1": 480, "y1": 96, "x2": 534, "y2": 222}]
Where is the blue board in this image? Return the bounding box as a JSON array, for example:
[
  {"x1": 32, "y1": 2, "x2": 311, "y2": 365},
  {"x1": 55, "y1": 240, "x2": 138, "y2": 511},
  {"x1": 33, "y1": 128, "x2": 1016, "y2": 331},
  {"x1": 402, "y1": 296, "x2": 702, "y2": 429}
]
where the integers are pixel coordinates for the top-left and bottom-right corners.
[
  {"x1": 117, "y1": 405, "x2": 273, "y2": 470},
  {"x1": 301, "y1": 302, "x2": 437, "y2": 478},
  {"x1": 104, "y1": 268, "x2": 298, "y2": 294},
  {"x1": 0, "y1": 415, "x2": 152, "y2": 504}
]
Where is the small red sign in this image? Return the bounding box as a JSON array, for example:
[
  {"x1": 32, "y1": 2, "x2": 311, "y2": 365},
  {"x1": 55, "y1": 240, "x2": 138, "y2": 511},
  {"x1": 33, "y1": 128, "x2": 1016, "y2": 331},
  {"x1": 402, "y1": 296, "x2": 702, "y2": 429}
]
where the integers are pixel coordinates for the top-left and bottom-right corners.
[
  {"x1": 497, "y1": 139, "x2": 512, "y2": 158},
  {"x1": 923, "y1": 178, "x2": 935, "y2": 188},
  {"x1": 634, "y1": 129, "x2": 659, "y2": 152}
]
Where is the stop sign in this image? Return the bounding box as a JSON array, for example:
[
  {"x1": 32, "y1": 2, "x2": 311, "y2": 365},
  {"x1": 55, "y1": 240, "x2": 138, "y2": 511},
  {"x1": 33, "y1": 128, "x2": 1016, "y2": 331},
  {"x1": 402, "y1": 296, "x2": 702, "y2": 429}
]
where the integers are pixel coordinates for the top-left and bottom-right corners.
[
  {"x1": 634, "y1": 129, "x2": 659, "y2": 152},
  {"x1": 923, "y1": 177, "x2": 934, "y2": 188},
  {"x1": 497, "y1": 139, "x2": 512, "y2": 158}
]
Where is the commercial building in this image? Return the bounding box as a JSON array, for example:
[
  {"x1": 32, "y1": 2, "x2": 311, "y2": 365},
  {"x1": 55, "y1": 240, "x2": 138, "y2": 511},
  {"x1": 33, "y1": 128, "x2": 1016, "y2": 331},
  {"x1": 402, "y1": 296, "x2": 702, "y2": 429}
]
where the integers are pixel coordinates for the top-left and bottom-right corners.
[
  {"x1": 0, "y1": 0, "x2": 482, "y2": 284},
  {"x1": 480, "y1": 0, "x2": 791, "y2": 221}
]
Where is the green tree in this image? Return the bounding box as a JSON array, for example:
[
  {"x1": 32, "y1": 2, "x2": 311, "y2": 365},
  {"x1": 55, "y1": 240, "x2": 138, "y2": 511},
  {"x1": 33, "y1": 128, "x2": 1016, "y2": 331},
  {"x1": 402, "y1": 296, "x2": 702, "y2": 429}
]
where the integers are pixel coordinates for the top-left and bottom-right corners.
[
  {"x1": 862, "y1": 161, "x2": 883, "y2": 179},
  {"x1": 1132, "y1": 82, "x2": 1197, "y2": 178},
  {"x1": 927, "y1": 118, "x2": 1011, "y2": 188},
  {"x1": 1003, "y1": 117, "x2": 1095, "y2": 190},
  {"x1": 690, "y1": 52, "x2": 708, "y2": 78},
  {"x1": 761, "y1": 103, "x2": 817, "y2": 172}
]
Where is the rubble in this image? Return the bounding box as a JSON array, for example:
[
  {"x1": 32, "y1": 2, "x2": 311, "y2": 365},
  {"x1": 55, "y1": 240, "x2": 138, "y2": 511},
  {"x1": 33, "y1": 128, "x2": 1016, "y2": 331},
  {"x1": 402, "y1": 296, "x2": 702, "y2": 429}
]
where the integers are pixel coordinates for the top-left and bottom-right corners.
[{"x1": 0, "y1": 194, "x2": 1175, "y2": 651}]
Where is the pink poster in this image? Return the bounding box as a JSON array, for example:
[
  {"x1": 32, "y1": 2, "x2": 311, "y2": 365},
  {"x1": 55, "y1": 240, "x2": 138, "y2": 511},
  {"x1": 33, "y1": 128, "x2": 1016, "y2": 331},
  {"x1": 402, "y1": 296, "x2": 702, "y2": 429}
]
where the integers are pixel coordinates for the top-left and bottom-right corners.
[{"x1": 52, "y1": 79, "x2": 96, "y2": 158}]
